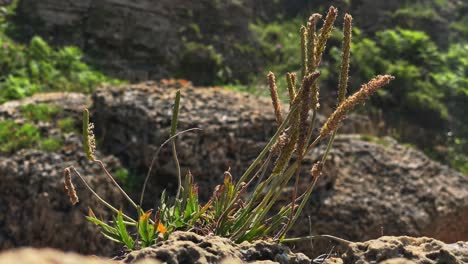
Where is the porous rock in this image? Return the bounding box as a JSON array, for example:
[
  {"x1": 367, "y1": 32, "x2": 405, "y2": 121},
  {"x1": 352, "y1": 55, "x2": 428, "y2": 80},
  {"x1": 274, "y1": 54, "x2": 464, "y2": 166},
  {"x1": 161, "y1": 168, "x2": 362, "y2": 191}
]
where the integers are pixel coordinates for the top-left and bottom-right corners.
[
  {"x1": 91, "y1": 82, "x2": 370, "y2": 203},
  {"x1": 324, "y1": 236, "x2": 468, "y2": 264},
  {"x1": 290, "y1": 135, "x2": 468, "y2": 257},
  {"x1": 0, "y1": 247, "x2": 122, "y2": 264},
  {"x1": 0, "y1": 93, "x2": 124, "y2": 255},
  {"x1": 121, "y1": 231, "x2": 311, "y2": 264}
]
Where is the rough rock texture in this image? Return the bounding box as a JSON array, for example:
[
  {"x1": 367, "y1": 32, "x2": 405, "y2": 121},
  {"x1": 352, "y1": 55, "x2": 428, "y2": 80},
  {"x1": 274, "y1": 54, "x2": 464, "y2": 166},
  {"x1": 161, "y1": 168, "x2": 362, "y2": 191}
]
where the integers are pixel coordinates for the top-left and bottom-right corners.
[
  {"x1": 0, "y1": 248, "x2": 123, "y2": 264},
  {"x1": 14, "y1": 0, "x2": 263, "y2": 84},
  {"x1": 324, "y1": 236, "x2": 468, "y2": 264},
  {"x1": 91, "y1": 82, "x2": 368, "y2": 203},
  {"x1": 0, "y1": 93, "x2": 124, "y2": 255},
  {"x1": 121, "y1": 231, "x2": 311, "y2": 264},
  {"x1": 92, "y1": 83, "x2": 467, "y2": 258},
  {"x1": 290, "y1": 135, "x2": 468, "y2": 256}
]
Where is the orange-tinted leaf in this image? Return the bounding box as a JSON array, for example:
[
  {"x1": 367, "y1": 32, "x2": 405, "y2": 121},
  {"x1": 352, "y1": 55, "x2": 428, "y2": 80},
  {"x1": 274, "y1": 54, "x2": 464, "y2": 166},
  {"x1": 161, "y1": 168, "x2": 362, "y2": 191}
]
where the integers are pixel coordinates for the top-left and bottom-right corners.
[{"x1": 157, "y1": 222, "x2": 167, "y2": 234}]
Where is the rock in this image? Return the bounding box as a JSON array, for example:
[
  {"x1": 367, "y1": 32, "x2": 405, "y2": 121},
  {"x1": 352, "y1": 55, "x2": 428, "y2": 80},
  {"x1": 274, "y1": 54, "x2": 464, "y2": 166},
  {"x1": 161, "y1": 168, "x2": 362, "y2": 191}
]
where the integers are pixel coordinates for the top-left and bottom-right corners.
[
  {"x1": 120, "y1": 231, "x2": 311, "y2": 264},
  {"x1": 289, "y1": 135, "x2": 468, "y2": 257},
  {"x1": 324, "y1": 236, "x2": 468, "y2": 264},
  {"x1": 91, "y1": 82, "x2": 467, "y2": 257},
  {"x1": 14, "y1": 0, "x2": 263, "y2": 84},
  {"x1": 0, "y1": 248, "x2": 121, "y2": 264},
  {"x1": 0, "y1": 93, "x2": 125, "y2": 255},
  {"x1": 91, "y1": 82, "x2": 372, "y2": 204}
]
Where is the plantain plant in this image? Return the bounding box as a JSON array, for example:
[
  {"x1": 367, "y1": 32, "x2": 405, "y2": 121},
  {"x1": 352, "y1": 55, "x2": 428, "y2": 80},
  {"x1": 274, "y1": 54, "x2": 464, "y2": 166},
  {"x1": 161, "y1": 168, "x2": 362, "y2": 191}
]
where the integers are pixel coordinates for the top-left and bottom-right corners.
[{"x1": 64, "y1": 6, "x2": 394, "y2": 249}]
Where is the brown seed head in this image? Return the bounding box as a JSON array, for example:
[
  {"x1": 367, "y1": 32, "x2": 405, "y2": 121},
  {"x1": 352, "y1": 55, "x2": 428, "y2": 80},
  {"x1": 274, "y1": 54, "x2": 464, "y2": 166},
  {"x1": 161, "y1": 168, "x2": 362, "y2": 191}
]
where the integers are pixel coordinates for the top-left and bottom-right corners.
[
  {"x1": 320, "y1": 75, "x2": 395, "y2": 138},
  {"x1": 286, "y1": 72, "x2": 296, "y2": 105},
  {"x1": 64, "y1": 168, "x2": 79, "y2": 205},
  {"x1": 310, "y1": 162, "x2": 323, "y2": 179},
  {"x1": 306, "y1": 13, "x2": 322, "y2": 73},
  {"x1": 337, "y1": 14, "x2": 353, "y2": 104},
  {"x1": 297, "y1": 72, "x2": 320, "y2": 157},
  {"x1": 267, "y1": 71, "x2": 283, "y2": 126},
  {"x1": 315, "y1": 6, "x2": 338, "y2": 68},
  {"x1": 300, "y1": 26, "x2": 308, "y2": 78}
]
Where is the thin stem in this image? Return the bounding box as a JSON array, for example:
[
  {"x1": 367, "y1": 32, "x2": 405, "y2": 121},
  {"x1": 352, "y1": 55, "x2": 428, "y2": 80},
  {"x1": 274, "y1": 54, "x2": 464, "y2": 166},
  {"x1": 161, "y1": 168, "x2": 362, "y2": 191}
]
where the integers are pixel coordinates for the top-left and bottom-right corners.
[
  {"x1": 68, "y1": 167, "x2": 136, "y2": 223},
  {"x1": 96, "y1": 159, "x2": 139, "y2": 210},
  {"x1": 281, "y1": 234, "x2": 352, "y2": 245},
  {"x1": 140, "y1": 128, "x2": 201, "y2": 208}
]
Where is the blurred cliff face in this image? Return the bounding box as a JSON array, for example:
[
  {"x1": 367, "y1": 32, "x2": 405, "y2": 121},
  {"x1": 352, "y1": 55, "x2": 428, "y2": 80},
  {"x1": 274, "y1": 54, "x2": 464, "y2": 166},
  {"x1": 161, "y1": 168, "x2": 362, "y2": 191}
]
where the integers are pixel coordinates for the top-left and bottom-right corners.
[{"x1": 13, "y1": 0, "x2": 265, "y2": 85}]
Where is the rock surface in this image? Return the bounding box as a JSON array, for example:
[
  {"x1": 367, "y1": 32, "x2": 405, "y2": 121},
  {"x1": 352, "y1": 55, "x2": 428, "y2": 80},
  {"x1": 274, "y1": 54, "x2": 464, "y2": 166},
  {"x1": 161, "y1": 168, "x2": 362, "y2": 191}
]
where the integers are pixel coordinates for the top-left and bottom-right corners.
[
  {"x1": 120, "y1": 231, "x2": 311, "y2": 264},
  {"x1": 0, "y1": 93, "x2": 124, "y2": 255},
  {"x1": 14, "y1": 0, "x2": 263, "y2": 84},
  {"x1": 91, "y1": 82, "x2": 368, "y2": 203},
  {"x1": 91, "y1": 83, "x2": 467, "y2": 258},
  {"x1": 290, "y1": 135, "x2": 468, "y2": 256},
  {"x1": 0, "y1": 248, "x2": 123, "y2": 264},
  {"x1": 324, "y1": 236, "x2": 468, "y2": 264}
]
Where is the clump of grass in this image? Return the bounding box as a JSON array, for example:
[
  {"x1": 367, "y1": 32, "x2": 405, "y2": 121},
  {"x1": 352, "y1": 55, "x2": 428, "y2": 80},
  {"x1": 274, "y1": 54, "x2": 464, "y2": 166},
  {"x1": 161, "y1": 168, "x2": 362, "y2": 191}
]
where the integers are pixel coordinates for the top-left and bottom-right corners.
[
  {"x1": 57, "y1": 117, "x2": 76, "y2": 133},
  {"x1": 39, "y1": 136, "x2": 63, "y2": 152},
  {"x1": 65, "y1": 6, "x2": 393, "y2": 249},
  {"x1": 0, "y1": 120, "x2": 40, "y2": 153},
  {"x1": 20, "y1": 103, "x2": 60, "y2": 122}
]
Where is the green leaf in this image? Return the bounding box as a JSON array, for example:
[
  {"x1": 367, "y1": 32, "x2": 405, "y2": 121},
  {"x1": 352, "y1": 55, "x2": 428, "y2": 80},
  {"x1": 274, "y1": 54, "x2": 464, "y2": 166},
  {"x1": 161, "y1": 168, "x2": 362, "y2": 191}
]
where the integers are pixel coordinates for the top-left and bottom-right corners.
[{"x1": 115, "y1": 210, "x2": 134, "y2": 249}]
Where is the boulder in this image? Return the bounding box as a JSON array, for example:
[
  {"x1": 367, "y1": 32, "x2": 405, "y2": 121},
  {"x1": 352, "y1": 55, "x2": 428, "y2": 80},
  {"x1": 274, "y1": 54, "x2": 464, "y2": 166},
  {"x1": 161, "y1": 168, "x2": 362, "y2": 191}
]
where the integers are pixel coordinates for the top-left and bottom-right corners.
[
  {"x1": 324, "y1": 236, "x2": 468, "y2": 264},
  {"x1": 289, "y1": 135, "x2": 468, "y2": 256},
  {"x1": 91, "y1": 82, "x2": 372, "y2": 203},
  {"x1": 0, "y1": 93, "x2": 125, "y2": 255},
  {"x1": 120, "y1": 231, "x2": 311, "y2": 264},
  {"x1": 91, "y1": 83, "x2": 467, "y2": 258},
  {"x1": 0, "y1": 248, "x2": 122, "y2": 264}
]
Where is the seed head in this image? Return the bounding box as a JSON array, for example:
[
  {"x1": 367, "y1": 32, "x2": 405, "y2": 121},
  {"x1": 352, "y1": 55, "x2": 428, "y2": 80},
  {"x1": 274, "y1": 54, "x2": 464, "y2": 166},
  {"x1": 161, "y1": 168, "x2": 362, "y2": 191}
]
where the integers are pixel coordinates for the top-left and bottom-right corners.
[
  {"x1": 337, "y1": 14, "x2": 353, "y2": 105},
  {"x1": 315, "y1": 6, "x2": 338, "y2": 68},
  {"x1": 267, "y1": 72, "x2": 283, "y2": 126},
  {"x1": 320, "y1": 75, "x2": 395, "y2": 138},
  {"x1": 64, "y1": 168, "x2": 79, "y2": 205},
  {"x1": 83, "y1": 109, "x2": 96, "y2": 161}
]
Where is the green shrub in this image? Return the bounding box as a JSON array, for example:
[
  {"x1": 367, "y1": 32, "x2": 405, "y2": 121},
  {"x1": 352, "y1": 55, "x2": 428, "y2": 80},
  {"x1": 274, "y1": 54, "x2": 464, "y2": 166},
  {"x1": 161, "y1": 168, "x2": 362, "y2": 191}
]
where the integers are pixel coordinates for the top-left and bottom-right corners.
[
  {"x1": 21, "y1": 103, "x2": 61, "y2": 121},
  {"x1": 57, "y1": 117, "x2": 76, "y2": 133},
  {"x1": 39, "y1": 137, "x2": 62, "y2": 152},
  {"x1": 0, "y1": 120, "x2": 40, "y2": 153}
]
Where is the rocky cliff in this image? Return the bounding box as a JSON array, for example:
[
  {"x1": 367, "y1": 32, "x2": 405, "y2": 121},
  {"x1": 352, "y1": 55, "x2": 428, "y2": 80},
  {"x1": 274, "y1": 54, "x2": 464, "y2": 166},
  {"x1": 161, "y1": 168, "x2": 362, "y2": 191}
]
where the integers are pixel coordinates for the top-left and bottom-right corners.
[{"x1": 14, "y1": 0, "x2": 264, "y2": 84}]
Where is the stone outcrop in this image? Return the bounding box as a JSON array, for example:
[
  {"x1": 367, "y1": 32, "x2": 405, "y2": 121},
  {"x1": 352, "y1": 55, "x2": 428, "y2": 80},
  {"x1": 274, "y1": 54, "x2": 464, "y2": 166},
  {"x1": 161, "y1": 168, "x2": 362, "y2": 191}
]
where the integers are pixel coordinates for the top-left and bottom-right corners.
[
  {"x1": 324, "y1": 236, "x2": 468, "y2": 264},
  {"x1": 0, "y1": 248, "x2": 123, "y2": 264},
  {"x1": 14, "y1": 0, "x2": 263, "y2": 84},
  {"x1": 120, "y1": 231, "x2": 311, "y2": 264},
  {"x1": 91, "y1": 83, "x2": 467, "y2": 258},
  {"x1": 0, "y1": 93, "x2": 125, "y2": 255},
  {"x1": 290, "y1": 135, "x2": 468, "y2": 256}
]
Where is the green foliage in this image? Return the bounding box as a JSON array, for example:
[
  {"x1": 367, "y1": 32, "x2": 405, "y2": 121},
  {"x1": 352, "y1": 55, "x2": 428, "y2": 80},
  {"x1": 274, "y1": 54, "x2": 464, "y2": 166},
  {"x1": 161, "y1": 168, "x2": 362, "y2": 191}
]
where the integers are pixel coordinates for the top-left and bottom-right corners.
[
  {"x1": 57, "y1": 117, "x2": 76, "y2": 133},
  {"x1": 0, "y1": 4, "x2": 121, "y2": 103},
  {"x1": 39, "y1": 137, "x2": 62, "y2": 152},
  {"x1": 0, "y1": 120, "x2": 40, "y2": 153},
  {"x1": 21, "y1": 103, "x2": 60, "y2": 121},
  {"x1": 178, "y1": 42, "x2": 223, "y2": 85}
]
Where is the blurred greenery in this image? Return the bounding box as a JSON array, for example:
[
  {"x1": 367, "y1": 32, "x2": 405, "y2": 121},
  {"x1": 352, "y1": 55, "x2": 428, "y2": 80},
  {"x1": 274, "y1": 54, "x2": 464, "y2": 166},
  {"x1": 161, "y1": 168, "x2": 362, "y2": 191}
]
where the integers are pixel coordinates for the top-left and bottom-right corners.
[
  {"x1": 245, "y1": 3, "x2": 467, "y2": 173},
  {"x1": 0, "y1": 2, "x2": 121, "y2": 103}
]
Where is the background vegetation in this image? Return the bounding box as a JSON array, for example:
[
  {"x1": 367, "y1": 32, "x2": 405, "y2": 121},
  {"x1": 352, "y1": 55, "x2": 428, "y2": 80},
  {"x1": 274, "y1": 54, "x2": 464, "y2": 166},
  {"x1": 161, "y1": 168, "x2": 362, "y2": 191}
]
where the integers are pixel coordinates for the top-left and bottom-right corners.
[{"x1": 0, "y1": 1, "x2": 466, "y2": 173}]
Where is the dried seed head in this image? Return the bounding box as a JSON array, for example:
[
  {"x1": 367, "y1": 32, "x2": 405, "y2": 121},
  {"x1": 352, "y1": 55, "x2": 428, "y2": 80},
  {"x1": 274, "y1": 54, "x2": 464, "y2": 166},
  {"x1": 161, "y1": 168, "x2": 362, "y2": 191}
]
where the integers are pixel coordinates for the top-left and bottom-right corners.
[
  {"x1": 83, "y1": 109, "x2": 96, "y2": 161},
  {"x1": 337, "y1": 14, "x2": 353, "y2": 105},
  {"x1": 300, "y1": 25, "x2": 308, "y2": 78},
  {"x1": 267, "y1": 72, "x2": 283, "y2": 126},
  {"x1": 310, "y1": 162, "x2": 323, "y2": 179},
  {"x1": 306, "y1": 13, "x2": 322, "y2": 73},
  {"x1": 64, "y1": 168, "x2": 79, "y2": 205},
  {"x1": 286, "y1": 72, "x2": 296, "y2": 105},
  {"x1": 297, "y1": 72, "x2": 321, "y2": 157},
  {"x1": 315, "y1": 6, "x2": 338, "y2": 68},
  {"x1": 320, "y1": 75, "x2": 395, "y2": 138},
  {"x1": 270, "y1": 131, "x2": 288, "y2": 155}
]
